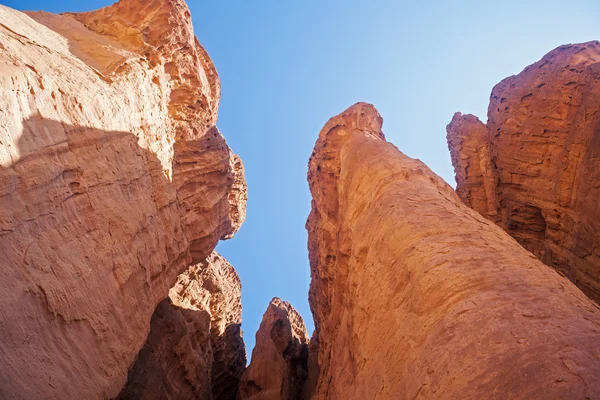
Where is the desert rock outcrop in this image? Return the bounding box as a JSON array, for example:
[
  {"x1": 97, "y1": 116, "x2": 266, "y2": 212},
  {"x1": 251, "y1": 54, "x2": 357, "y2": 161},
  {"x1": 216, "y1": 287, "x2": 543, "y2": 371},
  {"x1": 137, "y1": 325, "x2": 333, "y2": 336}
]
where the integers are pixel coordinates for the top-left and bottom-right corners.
[
  {"x1": 118, "y1": 252, "x2": 246, "y2": 400},
  {"x1": 237, "y1": 298, "x2": 310, "y2": 400},
  {"x1": 306, "y1": 103, "x2": 600, "y2": 399},
  {"x1": 448, "y1": 41, "x2": 600, "y2": 303},
  {"x1": 0, "y1": 1, "x2": 246, "y2": 399}
]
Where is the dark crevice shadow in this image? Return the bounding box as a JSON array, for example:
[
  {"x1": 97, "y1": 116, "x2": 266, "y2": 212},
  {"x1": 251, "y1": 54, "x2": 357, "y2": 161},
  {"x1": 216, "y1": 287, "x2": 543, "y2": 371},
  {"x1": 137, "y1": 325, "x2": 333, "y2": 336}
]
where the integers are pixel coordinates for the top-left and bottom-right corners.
[{"x1": 117, "y1": 298, "x2": 245, "y2": 400}]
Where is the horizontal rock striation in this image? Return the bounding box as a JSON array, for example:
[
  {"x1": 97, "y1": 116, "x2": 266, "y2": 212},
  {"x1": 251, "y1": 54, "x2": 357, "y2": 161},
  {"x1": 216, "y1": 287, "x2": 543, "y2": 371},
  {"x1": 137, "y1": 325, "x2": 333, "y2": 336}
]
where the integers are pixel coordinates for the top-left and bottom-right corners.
[
  {"x1": 0, "y1": 1, "x2": 245, "y2": 399},
  {"x1": 307, "y1": 103, "x2": 600, "y2": 399},
  {"x1": 447, "y1": 41, "x2": 600, "y2": 303},
  {"x1": 238, "y1": 298, "x2": 310, "y2": 400}
]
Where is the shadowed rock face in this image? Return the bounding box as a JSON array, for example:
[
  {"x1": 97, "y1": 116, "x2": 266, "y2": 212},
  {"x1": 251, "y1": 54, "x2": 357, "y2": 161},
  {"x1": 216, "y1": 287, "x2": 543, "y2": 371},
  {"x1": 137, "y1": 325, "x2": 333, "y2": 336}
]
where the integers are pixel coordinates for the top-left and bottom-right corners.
[
  {"x1": 306, "y1": 103, "x2": 600, "y2": 399},
  {"x1": 447, "y1": 41, "x2": 600, "y2": 303},
  {"x1": 118, "y1": 252, "x2": 246, "y2": 400},
  {"x1": 238, "y1": 298, "x2": 310, "y2": 400},
  {"x1": 0, "y1": 1, "x2": 246, "y2": 399}
]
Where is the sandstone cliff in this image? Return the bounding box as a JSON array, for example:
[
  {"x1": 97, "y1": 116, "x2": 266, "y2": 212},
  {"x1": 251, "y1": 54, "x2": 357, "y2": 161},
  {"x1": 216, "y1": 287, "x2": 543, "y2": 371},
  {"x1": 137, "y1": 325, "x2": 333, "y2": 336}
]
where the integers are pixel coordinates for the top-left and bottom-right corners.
[
  {"x1": 118, "y1": 252, "x2": 246, "y2": 400},
  {"x1": 238, "y1": 298, "x2": 310, "y2": 400},
  {"x1": 306, "y1": 103, "x2": 600, "y2": 399},
  {"x1": 447, "y1": 41, "x2": 600, "y2": 303},
  {"x1": 0, "y1": 1, "x2": 246, "y2": 399}
]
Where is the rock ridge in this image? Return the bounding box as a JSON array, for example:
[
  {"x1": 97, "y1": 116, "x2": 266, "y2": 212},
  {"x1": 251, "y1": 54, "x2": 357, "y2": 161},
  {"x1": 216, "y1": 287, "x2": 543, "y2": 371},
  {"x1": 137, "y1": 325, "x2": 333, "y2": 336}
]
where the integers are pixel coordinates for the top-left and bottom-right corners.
[{"x1": 306, "y1": 102, "x2": 600, "y2": 399}]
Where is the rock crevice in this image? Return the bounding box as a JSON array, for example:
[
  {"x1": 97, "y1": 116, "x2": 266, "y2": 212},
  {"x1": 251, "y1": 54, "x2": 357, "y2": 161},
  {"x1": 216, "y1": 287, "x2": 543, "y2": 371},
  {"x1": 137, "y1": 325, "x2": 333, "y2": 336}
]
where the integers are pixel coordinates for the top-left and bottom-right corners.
[{"x1": 118, "y1": 252, "x2": 246, "y2": 400}]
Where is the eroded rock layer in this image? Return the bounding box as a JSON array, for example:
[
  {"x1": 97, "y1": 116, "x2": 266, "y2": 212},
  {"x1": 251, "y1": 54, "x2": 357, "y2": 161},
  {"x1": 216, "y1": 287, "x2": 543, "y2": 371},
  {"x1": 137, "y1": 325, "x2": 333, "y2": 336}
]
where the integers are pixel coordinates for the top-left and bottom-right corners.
[
  {"x1": 118, "y1": 252, "x2": 246, "y2": 400},
  {"x1": 0, "y1": 1, "x2": 246, "y2": 399},
  {"x1": 238, "y1": 298, "x2": 310, "y2": 400},
  {"x1": 448, "y1": 41, "x2": 600, "y2": 303},
  {"x1": 307, "y1": 103, "x2": 600, "y2": 399}
]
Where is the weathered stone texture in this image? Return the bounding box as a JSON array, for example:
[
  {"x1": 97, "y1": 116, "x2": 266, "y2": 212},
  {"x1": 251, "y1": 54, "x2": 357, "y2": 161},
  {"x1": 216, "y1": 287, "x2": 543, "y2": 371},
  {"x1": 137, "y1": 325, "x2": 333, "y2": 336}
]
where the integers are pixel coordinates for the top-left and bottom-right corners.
[
  {"x1": 118, "y1": 252, "x2": 246, "y2": 400},
  {"x1": 307, "y1": 103, "x2": 600, "y2": 399},
  {"x1": 448, "y1": 41, "x2": 600, "y2": 303},
  {"x1": 238, "y1": 298, "x2": 310, "y2": 400},
  {"x1": 0, "y1": 1, "x2": 246, "y2": 398}
]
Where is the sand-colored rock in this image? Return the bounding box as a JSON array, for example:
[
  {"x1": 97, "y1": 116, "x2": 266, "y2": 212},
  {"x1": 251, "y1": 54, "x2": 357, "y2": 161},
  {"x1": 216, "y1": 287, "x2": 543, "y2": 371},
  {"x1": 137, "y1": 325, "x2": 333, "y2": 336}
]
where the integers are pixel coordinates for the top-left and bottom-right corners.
[
  {"x1": 306, "y1": 103, "x2": 600, "y2": 399},
  {"x1": 0, "y1": 1, "x2": 245, "y2": 399},
  {"x1": 238, "y1": 298, "x2": 310, "y2": 400},
  {"x1": 448, "y1": 41, "x2": 600, "y2": 303},
  {"x1": 118, "y1": 252, "x2": 245, "y2": 400}
]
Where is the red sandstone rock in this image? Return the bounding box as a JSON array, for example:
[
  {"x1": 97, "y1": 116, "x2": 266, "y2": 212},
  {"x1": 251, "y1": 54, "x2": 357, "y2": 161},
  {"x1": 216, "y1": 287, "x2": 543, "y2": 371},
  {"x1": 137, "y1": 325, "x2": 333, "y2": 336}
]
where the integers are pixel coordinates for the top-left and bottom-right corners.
[
  {"x1": 448, "y1": 41, "x2": 600, "y2": 303},
  {"x1": 0, "y1": 1, "x2": 246, "y2": 398},
  {"x1": 118, "y1": 252, "x2": 245, "y2": 400},
  {"x1": 238, "y1": 298, "x2": 310, "y2": 400},
  {"x1": 307, "y1": 103, "x2": 600, "y2": 399},
  {"x1": 302, "y1": 331, "x2": 319, "y2": 400}
]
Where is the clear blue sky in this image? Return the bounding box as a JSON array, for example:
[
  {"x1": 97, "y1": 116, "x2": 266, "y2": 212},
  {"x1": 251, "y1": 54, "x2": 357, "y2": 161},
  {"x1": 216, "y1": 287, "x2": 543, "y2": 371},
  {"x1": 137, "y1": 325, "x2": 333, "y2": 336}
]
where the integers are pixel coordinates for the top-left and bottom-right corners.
[{"x1": 6, "y1": 0, "x2": 599, "y2": 357}]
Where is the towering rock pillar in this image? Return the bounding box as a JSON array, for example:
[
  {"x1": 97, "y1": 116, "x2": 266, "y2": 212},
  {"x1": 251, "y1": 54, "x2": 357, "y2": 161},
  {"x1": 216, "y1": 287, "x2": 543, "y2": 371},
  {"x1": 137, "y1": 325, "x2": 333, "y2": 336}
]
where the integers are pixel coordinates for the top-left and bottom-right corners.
[
  {"x1": 238, "y1": 298, "x2": 310, "y2": 400},
  {"x1": 306, "y1": 103, "x2": 600, "y2": 399}
]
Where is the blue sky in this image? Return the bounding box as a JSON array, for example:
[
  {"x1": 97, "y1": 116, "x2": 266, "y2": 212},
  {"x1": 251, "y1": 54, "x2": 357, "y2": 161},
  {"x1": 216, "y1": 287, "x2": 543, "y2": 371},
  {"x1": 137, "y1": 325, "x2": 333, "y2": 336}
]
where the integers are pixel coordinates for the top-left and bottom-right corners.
[{"x1": 6, "y1": 0, "x2": 599, "y2": 357}]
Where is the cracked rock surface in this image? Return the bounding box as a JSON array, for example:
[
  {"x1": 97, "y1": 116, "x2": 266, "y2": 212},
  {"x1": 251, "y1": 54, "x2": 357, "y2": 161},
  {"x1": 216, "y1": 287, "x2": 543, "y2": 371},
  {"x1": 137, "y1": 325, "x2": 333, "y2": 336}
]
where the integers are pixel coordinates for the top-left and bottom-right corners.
[
  {"x1": 448, "y1": 41, "x2": 600, "y2": 303},
  {"x1": 0, "y1": 1, "x2": 246, "y2": 398}
]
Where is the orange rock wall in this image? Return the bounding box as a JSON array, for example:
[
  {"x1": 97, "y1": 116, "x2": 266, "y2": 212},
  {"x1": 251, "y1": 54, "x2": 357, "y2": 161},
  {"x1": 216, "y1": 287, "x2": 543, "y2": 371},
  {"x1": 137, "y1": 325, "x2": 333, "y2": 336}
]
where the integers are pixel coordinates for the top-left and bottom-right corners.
[
  {"x1": 306, "y1": 103, "x2": 600, "y2": 399},
  {"x1": 118, "y1": 252, "x2": 246, "y2": 400},
  {"x1": 0, "y1": 1, "x2": 245, "y2": 398},
  {"x1": 448, "y1": 41, "x2": 600, "y2": 303},
  {"x1": 238, "y1": 298, "x2": 310, "y2": 400}
]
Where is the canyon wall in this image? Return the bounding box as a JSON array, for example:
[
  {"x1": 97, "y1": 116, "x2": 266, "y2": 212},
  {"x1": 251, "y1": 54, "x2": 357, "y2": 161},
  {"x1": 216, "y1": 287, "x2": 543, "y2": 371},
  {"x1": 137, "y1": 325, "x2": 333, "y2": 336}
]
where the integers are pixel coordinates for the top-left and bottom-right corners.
[
  {"x1": 447, "y1": 41, "x2": 600, "y2": 303},
  {"x1": 2, "y1": 0, "x2": 599, "y2": 397},
  {"x1": 238, "y1": 298, "x2": 310, "y2": 400},
  {"x1": 118, "y1": 252, "x2": 246, "y2": 400},
  {"x1": 0, "y1": 1, "x2": 246, "y2": 399},
  {"x1": 306, "y1": 103, "x2": 600, "y2": 399}
]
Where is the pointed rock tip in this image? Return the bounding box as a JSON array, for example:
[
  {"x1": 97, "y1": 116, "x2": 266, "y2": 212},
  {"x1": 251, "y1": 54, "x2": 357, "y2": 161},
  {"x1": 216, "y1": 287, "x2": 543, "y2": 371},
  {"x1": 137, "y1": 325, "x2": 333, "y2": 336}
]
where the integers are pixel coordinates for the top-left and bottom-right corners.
[
  {"x1": 447, "y1": 112, "x2": 464, "y2": 132},
  {"x1": 265, "y1": 298, "x2": 308, "y2": 336},
  {"x1": 451, "y1": 111, "x2": 464, "y2": 121},
  {"x1": 268, "y1": 297, "x2": 295, "y2": 313},
  {"x1": 320, "y1": 102, "x2": 384, "y2": 140},
  {"x1": 447, "y1": 112, "x2": 485, "y2": 131},
  {"x1": 269, "y1": 297, "x2": 283, "y2": 306}
]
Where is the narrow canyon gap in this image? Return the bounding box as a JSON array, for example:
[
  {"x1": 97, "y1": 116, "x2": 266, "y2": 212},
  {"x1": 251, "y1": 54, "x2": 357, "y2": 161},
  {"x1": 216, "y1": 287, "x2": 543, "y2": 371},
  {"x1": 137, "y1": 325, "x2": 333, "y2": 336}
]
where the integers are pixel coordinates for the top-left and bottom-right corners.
[{"x1": 1, "y1": 0, "x2": 600, "y2": 398}]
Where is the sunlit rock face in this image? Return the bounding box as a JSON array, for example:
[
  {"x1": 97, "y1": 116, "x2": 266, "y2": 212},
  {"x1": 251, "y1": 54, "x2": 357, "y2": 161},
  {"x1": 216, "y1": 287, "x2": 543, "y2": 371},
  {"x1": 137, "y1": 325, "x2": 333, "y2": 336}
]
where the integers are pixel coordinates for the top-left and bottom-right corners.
[
  {"x1": 118, "y1": 252, "x2": 246, "y2": 400},
  {"x1": 238, "y1": 298, "x2": 310, "y2": 400},
  {"x1": 306, "y1": 103, "x2": 600, "y2": 399},
  {"x1": 448, "y1": 41, "x2": 600, "y2": 303},
  {"x1": 0, "y1": 1, "x2": 246, "y2": 398}
]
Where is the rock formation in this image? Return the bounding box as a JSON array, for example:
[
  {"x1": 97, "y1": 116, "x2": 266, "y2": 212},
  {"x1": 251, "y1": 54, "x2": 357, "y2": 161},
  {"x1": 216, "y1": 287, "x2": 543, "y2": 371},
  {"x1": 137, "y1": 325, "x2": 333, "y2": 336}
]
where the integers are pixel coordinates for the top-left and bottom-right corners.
[
  {"x1": 0, "y1": 1, "x2": 246, "y2": 399},
  {"x1": 238, "y1": 298, "x2": 310, "y2": 400},
  {"x1": 447, "y1": 41, "x2": 600, "y2": 303},
  {"x1": 302, "y1": 331, "x2": 319, "y2": 400},
  {"x1": 118, "y1": 252, "x2": 246, "y2": 400},
  {"x1": 3, "y1": 0, "x2": 600, "y2": 396},
  {"x1": 306, "y1": 103, "x2": 600, "y2": 399}
]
